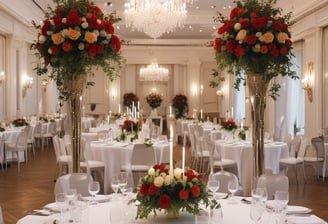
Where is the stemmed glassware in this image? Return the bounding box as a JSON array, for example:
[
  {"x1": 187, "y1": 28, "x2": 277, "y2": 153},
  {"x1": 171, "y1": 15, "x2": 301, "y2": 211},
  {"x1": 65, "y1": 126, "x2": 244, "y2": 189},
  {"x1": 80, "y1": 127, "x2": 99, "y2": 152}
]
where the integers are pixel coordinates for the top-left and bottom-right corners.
[
  {"x1": 274, "y1": 190, "x2": 289, "y2": 222},
  {"x1": 118, "y1": 172, "x2": 128, "y2": 195},
  {"x1": 207, "y1": 179, "x2": 220, "y2": 200},
  {"x1": 56, "y1": 192, "x2": 68, "y2": 223},
  {"x1": 228, "y1": 178, "x2": 239, "y2": 202},
  {"x1": 88, "y1": 181, "x2": 100, "y2": 205},
  {"x1": 111, "y1": 175, "x2": 120, "y2": 198}
]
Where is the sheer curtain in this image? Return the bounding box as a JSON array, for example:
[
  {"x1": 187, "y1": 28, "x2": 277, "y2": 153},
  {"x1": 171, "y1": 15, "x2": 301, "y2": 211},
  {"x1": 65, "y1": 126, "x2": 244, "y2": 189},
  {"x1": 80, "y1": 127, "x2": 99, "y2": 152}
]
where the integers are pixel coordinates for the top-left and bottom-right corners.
[{"x1": 274, "y1": 41, "x2": 304, "y2": 140}]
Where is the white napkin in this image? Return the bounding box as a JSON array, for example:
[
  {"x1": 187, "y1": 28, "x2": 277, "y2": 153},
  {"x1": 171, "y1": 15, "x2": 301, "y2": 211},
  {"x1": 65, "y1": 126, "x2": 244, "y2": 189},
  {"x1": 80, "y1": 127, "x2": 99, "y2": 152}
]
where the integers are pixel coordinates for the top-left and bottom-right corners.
[{"x1": 287, "y1": 215, "x2": 324, "y2": 224}]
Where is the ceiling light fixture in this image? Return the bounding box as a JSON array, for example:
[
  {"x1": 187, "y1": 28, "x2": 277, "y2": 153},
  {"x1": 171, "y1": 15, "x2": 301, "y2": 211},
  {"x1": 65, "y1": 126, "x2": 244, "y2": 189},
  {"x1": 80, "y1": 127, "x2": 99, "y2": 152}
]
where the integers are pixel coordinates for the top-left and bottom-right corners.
[
  {"x1": 139, "y1": 63, "x2": 169, "y2": 82},
  {"x1": 124, "y1": 0, "x2": 193, "y2": 39}
]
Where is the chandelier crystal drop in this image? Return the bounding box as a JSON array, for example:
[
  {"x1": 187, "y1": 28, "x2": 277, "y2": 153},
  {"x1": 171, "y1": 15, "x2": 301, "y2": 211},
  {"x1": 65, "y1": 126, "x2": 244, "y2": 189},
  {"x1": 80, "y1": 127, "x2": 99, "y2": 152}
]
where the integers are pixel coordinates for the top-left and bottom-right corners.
[
  {"x1": 139, "y1": 63, "x2": 169, "y2": 82},
  {"x1": 124, "y1": 0, "x2": 193, "y2": 39}
]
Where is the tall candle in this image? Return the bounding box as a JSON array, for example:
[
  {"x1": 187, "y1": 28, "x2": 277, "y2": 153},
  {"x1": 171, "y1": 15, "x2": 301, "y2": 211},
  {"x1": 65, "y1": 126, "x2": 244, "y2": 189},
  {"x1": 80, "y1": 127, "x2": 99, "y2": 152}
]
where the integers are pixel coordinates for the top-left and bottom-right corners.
[
  {"x1": 182, "y1": 146, "x2": 185, "y2": 177},
  {"x1": 118, "y1": 104, "x2": 121, "y2": 114},
  {"x1": 200, "y1": 109, "x2": 203, "y2": 120},
  {"x1": 169, "y1": 105, "x2": 172, "y2": 115},
  {"x1": 137, "y1": 101, "x2": 140, "y2": 110},
  {"x1": 169, "y1": 125, "x2": 174, "y2": 176},
  {"x1": 231, "y1": 107, "x2": 234, "y2": 119}
]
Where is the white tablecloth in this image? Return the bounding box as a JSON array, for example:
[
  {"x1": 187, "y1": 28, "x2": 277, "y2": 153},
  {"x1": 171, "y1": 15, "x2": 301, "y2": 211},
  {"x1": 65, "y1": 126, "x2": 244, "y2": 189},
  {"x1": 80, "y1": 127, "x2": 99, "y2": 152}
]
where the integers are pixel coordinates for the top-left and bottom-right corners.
[
  {"x1": 17, "y1": 196, "x2": 327, "y2": 224},
  {"x1": 0, "y1": 128, "x2": 25, "y2": 163},
  {"x1": 215, "y1": 140, "x2": 289, "y2": 196}
]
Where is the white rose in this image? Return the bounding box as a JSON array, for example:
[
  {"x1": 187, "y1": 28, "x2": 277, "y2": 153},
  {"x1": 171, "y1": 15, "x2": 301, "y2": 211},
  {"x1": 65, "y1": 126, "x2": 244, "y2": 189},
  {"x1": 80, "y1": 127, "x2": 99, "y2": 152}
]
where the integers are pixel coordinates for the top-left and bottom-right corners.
[
  {"x1": 154, "y1": 176, "x2": 164, "y2": 187},
  {"x1": 78, "y1": 43, "x2": 85, "y2": 50},
  {"x1": 148, "y1": 167, "x2": 155, "y2": 176},
  {"x1": 48, "y1": 48, "x2": 52, "y2": 54},
  {"x1": 256, "y1": 32, "x2": 262, "y2": 38},
  {"x1": 174, "y1": 168, "x2": 183, "y2": 180},
  {"x1": 99, "y1": 30, "x2": 107, "y2": 37},
  {"x1": 253, "y1": 44, "x2": 261, "y2": 52},
  {"x1": 234, "y1": 23, "x2": 241, "y2": 30},
  {"x1": 81, "y1": 17, "x2": 86, "y2": 22},
  {"x1": 93, "y1": 30, "x2": 99, "y2": 37},
  {"x1": 46, "y1": 31, "x2": 53, "y2": 36},
  {"x1": 81, "y1": 22, "x2": 88, "y2": 29},
  {"x1": 160, "y1": 172, "x2": 167, "y2": 178},
  {"x1": 38, "y1": 35, "x2": 46, "y2": 44},
  {"x1": 50, "y1": 19, "x2": 54, "y2": 25},
  {"x1": 164, "y1": 175, "x2": 173, "y2": 185},
  {"x1": 61, "y1": 29, "x2": 68, "y2": 37},
  {"x1": 62, "y1": 18, "x2": 66, "y2": 24}
]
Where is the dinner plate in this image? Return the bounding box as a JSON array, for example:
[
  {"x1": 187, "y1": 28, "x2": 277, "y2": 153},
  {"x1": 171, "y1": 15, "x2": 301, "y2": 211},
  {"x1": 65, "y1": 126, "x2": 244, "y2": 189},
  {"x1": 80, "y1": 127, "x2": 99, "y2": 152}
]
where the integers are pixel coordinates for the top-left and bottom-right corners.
[
  {"x1": 83, "y1": 194, "x2": 110, "y2": 203},
  {"x1": 287, "y1": 205, "x2": 312, "y2": 214},
  {"x1": 44, "y1": 202, "x2": 60, "y2": 212},
  {"x1": 215, "y1": 192, "x2": 228, "y2": 199}
]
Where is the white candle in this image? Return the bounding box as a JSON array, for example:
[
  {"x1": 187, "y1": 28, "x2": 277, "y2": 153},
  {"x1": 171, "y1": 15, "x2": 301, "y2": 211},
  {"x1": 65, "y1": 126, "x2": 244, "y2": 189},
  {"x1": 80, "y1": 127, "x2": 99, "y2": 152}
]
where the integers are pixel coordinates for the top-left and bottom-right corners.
[
  {"x1": 137, "y1": 101, "x2": 140, "y2": 110},
  {"x1": 169, "y1": 125, "x2": 174, "y2": 176},
  {"x1": 241, "y1": 121, "x2": 244, "y2": 129},
  {"x1": 231, "y1": 107, "x2": 234, "y2": 119},
  {"x1": 169, "y1": 105, "x2": 172, "y2": 115},
  {"x1": 118, "y1": 104, "x2": 121, "y2": 114},
  {"x1": 200, "y1": 109, "x2": 203, "y2": 120},
  {"x1": 182, "y1": 146, "x2": 185, "y2": 177}
]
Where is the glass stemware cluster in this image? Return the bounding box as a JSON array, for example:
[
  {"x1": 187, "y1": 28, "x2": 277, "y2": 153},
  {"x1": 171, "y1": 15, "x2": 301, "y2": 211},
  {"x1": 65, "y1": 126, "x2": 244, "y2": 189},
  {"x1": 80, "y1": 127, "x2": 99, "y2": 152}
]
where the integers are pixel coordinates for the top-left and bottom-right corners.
[
  {"x1": 249, "y1": 177, "x2": 268, "y2": 224},
  {"x1": 88, "y1": 181, "x2": 100, "y2": 205},
  {"x1": 111, "y1": 172, "x2": 129, "y2": 197}
]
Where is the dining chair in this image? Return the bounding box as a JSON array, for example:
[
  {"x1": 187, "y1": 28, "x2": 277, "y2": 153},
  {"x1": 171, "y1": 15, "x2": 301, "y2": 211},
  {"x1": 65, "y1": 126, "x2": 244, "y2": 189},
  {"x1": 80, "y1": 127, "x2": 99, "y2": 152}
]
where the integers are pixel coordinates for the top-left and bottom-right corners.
[
  {"x1": 305, "y1": 137, "x2": 325, "y2": 181},
  {"x1": 54, "y1": 173, "x2": 93, "y2": 197},
  {"x1": 52, "y1": 135, "x2": 72, "y2": 178},
  {"x1": 26, "y1": 125, "x2": 36, "y2": 158},
  {"x1": 5, "y1": 125, "x2": 31, "y2": 174},
  {"x1": 194, "y1": 128, "x2": 209, "y2": 173},
  {"x1": 209, "y1": 171, "x2": 243, "y2": 195},
  {"x1": 261, "y1": 174, "x2": 289, "y2": 200},
  {"x1": 33, "y1": 122, "x2": 47, "y2": 151},
  {"x1": 121, "y1": 144, "x2": 156, "y2": 187},
  {"x1": 43, "y1": 122, "x2": 57, "y2": 149},
  {"x1": 279, "y1": 136, "x2": 307, "y2": 185}
]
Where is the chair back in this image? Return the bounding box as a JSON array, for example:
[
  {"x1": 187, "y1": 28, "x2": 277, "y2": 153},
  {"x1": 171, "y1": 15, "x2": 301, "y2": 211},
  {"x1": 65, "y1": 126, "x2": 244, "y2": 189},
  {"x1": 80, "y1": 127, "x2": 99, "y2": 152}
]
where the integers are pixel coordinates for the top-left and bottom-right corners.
[
  {"x1": 289, "y1": 136, "x2": 301, "y2": 158},
  {"x1": 17, "y1": 126, "x2": 30, "y2": 147},
  {"x1": 54, "y1": 173, "x2": 93, "y2": 197},
  {"x1": 283, "y1": 133, "x2": 293, "y2": 149},
  {"x1": 311, "y1": 137, "x2": 325, "y2": 159},
  {"x1": 52, "y1": 135, "x2": 61, "y2": 162},
  {"x1": 33, "y1": 122, "x2": 42, "y2": 137},
  {"x1": 261, "y1": 174, "x2": 289, "y2": 200},
  {"x1": 209, "y1": 171, "x2": 242, "y2": 195},
  {"x1": 63, "y1": 135, "x2": 72, "y2": 155},
  {"x1": 48, "y1": 122, "x2": 57, "y2": 136},
  {"x1": 297, "y1": 137, "x2": 308, "y2": 159}
]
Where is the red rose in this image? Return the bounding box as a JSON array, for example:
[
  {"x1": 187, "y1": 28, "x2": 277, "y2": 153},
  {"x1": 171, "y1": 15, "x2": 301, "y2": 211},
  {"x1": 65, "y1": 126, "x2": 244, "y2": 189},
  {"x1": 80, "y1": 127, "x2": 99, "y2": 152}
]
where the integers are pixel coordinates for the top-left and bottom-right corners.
[
  {"x1": 286, "y1": 39, "x2": 292, "y2": 47},
  {"x1": 88, "y1": 5, "x2": 103, "y2": 15},
  {"x1": 230, "y1": 7, "x2": 239, "y2": 19},
  {"x1": 214, "y1": 38, "x2": 221, "y2": 51},
  {"x1": 246, "y1": 35, "x2": 257, "y2": 45},
  {"x1": 273, "y1": 19, "x2": 282, "y2": 31},
  {"x1": 55, "y1": 7, "x2": 64, "y2": 15},
  {"x1": 252, "y1": 16, "x2": 267, "y2": 29},
  {"x1": 185, "y1": 169, "x2": 199, "y2": 181},
  {"x1": 239, "y1": 18, "x2": 249, "y2": 29},
  {"x1": 159, "y1": 194, "x2": 171, "y2": 209},
  {"x1": 110, "y1": 35, "x2": 121, "y2": 53},
  {"x1": 96, "y1": 44, "x2": 104, "y2": 54},
  {"x1": 282, "y1": 24, "x2": 288, "y2": 31},
  {"x1": 41, "y1": 20, "x2": 51, "y2": 35},
  {"x1": 226, "y1": 40, "x2": 236, "y2": 53},
  {"x1": 179, "y1": 189, "x2": 189, "y2": 200},
  {"x1": 53, "y1": 15, "x2": 62, "y2": 29},
  {"x1": 66, "y1": 9, "x2": 81, "y2": 26},
  {"x1": 62, "y1": 42, "x2": 72, "y2": 52},
  {"x1": 260, "y1": 45, "x2": 268, "y2": 54},
  {"x1": 148, "y1": 184, "x2": 158, "y2": 195},
  {"x1": 88, "y1": 15, "x2": 99, "y2": 29},
  {"x1": 36, "y1": 43, "x2": 43, "y2": 52},
  {"x1": 139, "y1": 183, "x2": 148, "y2": 195},
  {"x1": 234, "y1": 45, "x2": 245, "y2": 56},
  {"x1": 50, "y1": 45, "x2": 59, "y2": 55},
  {"x1": 191, "y1": 185, "x2": 201, "y2": 197},
  {"x1": 88, "y1": 44, "x2": 97, "y2": 57},
  {"x1": 44, "y1": 56, "x2": 51, "y2": 64},
  {"x1": 280, "y1": 46, "x2": 288, "y2": 55},
  {"x1": 103, "y1": 20, "x2": 114, "y2": 34}
]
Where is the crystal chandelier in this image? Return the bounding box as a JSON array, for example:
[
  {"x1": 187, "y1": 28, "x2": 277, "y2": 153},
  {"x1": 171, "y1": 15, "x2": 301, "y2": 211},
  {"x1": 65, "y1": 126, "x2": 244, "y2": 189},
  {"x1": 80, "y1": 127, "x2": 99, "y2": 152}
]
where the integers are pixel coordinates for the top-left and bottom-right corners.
[
  {"x1": 124, "y1": 0, "x2": 193, "y2": 39},
  {"x1": 139, "y1": 63, "x2": 169, "y2": 82}
]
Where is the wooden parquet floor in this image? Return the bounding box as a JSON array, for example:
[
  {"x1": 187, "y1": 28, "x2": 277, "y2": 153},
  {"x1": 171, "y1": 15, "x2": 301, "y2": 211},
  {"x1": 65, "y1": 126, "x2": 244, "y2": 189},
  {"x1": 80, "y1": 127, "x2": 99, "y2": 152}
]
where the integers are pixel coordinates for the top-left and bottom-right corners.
[{"x1": 1, "y1": 143, "x2": 328, "y2": 223}]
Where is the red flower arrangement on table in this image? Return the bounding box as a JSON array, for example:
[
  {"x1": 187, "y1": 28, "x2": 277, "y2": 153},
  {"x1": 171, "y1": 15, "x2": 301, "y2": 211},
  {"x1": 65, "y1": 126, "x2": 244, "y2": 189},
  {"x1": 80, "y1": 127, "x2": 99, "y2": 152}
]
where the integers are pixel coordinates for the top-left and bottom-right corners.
[
  {"x1": 172, "y1": 94, "x2": 188, "y2": 119},
  {"x1": 131, "y1": 164, "x2": 217, "y2": 219},
  {"x1": 12, "y1": 119, "x2": 29, "y2": 127},
  {"x1": 213, "y1": 0, "x2": 297, "y2": 99},
  {"x1": 116, "y1": 119, "x2": 138, "y2": 142},
  {"x1": 146, "y1": 92, "x2": 162, "y2": 109},
  {"x1": 222, "y1": 119, "x2": 237, "y2": 132},
  {"x1": 123, "y1": 92, "x2": 139, "y2": 109}
]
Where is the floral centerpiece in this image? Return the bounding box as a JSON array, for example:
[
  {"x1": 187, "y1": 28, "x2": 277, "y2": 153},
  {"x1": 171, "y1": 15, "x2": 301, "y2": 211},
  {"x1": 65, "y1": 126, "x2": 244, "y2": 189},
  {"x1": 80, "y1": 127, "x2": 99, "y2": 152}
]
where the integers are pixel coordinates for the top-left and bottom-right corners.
[
  {"x1": 222, "y1": 119, "x2": 237, "y2": 132},
  {"x1": 172, "y1": 94, "x2": 188, "y2": 119},
  {"x1": 123, "y1": 92, "x2": 139, "y2": 109},
  {"x1": 213, "y1": 0, "x2": 298, "y2": 177},
  {"x1": 31, "y1": 0, "x2": 124, "y2": 173},
  {"x1": 146, "y1": 92, "x2": 163, "y2": 109},
  {"x1": 213, "y1": 0, "x2": 297, "y2": 98},
  {"x1": 116, "y1": 119, "x2": 138, "y2": 142},
  {"x1": 132, "y1": 164, "x2": 217, "y2": 219},
  {"x1": 39, "y1": 117, "x2": 48, "y2": 122},
  {"x1": 12, "y1": 119, "x2": 29, "y2": 127}
]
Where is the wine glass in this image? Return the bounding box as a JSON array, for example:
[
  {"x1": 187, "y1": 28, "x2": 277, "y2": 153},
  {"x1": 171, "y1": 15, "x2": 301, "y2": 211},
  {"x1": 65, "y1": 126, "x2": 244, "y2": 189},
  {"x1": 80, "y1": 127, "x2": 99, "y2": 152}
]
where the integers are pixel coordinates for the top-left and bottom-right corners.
[
  {"x1": 56, "y1": 193, "x2": 68, "y2": 223},
  {"x1": 88, "y1": 181, "x2": 100, "y2": 205},
  {"x1": 228, "y1": 178, "x2": 239, "y2": 202},
  {"x1": 274, "y1": 190, "x2": 289, "y2": 221},
  {"x1": 207, "y1": 179, "x2": 220, "y2": 199},
  {"x1": 249, "y1": 202, "x2": 265, "y2": 224},
  {"x1": 111, "y1": 177, "x2": 120, "y2": 197},
  {"x1": 118, "y1": 172, "x2": 128, "y2": 194}
]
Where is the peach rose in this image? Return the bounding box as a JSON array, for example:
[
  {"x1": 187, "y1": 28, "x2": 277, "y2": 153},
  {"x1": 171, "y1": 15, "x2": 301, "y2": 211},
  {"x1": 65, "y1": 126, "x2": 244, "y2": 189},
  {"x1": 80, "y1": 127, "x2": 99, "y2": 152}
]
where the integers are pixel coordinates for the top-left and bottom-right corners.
[
  {"x1": 67, "y1": 29, "x2": 81, "y2": 40},
  {"x1": 38, "y1": 35, "x2": 46, "y2": 44},
  {"x1": 154, "y1": 176, "x2": 164, "y2": 187},
  {"x1": 51, "y1": 33, "x2": 64, "y2": 45},
  {"x1": 85, "y1": 31, "x2": 97, "y2": 43},
  {"x1": 164, "y1": 175, "x2": 173, "y2": 185},
  {"x1": 235, "y1": 29, "x2": 247, "y2": 42},
  {"x1": 261, "y1": 32, "x2": 274, "y2": 44},
  {"x1": 174, "y1": 168, "x2": 183, "y2": 180},
  {"x1": 277, "y1": 32, "x2": 289, "y2": 43}
]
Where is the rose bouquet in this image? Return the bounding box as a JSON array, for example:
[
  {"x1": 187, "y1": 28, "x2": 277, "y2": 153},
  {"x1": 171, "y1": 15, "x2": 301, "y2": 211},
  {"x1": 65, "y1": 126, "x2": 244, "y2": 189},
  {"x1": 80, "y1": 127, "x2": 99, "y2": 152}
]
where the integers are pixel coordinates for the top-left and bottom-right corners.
[
  {"x1": 213, "y1": 0, "x2": 297, "y2": 99},
  {"x1": 146, "y1": 93, "x2": 162, "y2": 109},
  {"x1": 12, "y1": 119, "x2": 29, "y2": 127},
  {"x1": 222, "y1": 119, "x2": 237, "y2": 131},
  {"x1": 172, "y1": 94, "x2": 188, "y2": 119},
  {"x1": 132, "y1": 164, "x2": 216, "y2": 219},
  {"x1": 123, "y1": 92, "x2": 139, "y2": 108},
  {"x1": 116, "y1": 119, "x2": 138, "y2": 142}
]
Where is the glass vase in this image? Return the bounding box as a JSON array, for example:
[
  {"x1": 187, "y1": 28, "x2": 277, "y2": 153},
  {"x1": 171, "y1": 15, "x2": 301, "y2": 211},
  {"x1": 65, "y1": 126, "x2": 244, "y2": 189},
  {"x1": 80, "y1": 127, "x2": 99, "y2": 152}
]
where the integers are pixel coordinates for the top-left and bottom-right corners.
[
  {"x1": 166, "y1": 208, "x2": 179, "y2": 219},
  {"x1": 247, "y1": 73, "x2": 271, "y2": 178}
]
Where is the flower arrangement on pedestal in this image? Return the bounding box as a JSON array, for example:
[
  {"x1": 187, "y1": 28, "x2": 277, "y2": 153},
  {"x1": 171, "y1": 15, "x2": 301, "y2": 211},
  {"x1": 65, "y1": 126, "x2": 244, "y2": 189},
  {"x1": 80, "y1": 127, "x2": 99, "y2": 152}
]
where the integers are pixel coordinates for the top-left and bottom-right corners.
[
  {"x1": 123, "y1": 92, "x2": 139, "y2": 109},
  {"x1": 132, "y1": 164, "x2": 217, "y2": 219},
  {"x1": 146, "y1": 92, "x2": 163, "y2": 110},
  {"x1": 172, "y1": 94, "x2": 188, "y2": 119},
  {"x1": 116, "y1": 119, "x2": 138, "y2": 142},
  {"x1": 31, "y1": 0, "x2": 124, "y2": 173},
  {"x1": 222, "y1": 119, "x2": 237, "y2": 132},
  {"x1": 12, "y1": 119, "x2": 29, "y2": 127}
]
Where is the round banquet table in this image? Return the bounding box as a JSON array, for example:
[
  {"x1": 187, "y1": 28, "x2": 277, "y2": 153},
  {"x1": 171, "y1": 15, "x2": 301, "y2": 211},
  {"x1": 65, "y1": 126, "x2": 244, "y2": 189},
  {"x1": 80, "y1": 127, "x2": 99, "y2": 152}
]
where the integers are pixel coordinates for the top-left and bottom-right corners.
[{"x1": 215, "y1": 140, "x2": 289, "y2": 196}]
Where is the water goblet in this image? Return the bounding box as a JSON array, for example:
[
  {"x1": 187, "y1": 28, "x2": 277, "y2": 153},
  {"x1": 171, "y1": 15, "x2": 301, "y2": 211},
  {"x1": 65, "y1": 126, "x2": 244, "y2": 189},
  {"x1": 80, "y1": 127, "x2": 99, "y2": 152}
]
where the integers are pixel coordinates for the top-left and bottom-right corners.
[
  {"x1": 118, "y1": 172, "x2": 128, "y2": 194},
  {"x1": 228, "y1": 178, "x2": 239, "y2": 202},
  {"x1": 111, "y1": 178, "x2": 120, "y2": 198},
  {"x1": 56, "y1": 193, "x2": 68, "y2": 223},
  {"x1": 88, "y1": 181, "x2": 100, "y2": 205},
  {"x1": 274, "y1": 190, "x2": 289, "y2": 222},
  {"x1": 249, "y1": 202, "x2": 265, "y2": 224},
  {"x1": 207, "y1": 180, "x2": 220, "y2": 199}
]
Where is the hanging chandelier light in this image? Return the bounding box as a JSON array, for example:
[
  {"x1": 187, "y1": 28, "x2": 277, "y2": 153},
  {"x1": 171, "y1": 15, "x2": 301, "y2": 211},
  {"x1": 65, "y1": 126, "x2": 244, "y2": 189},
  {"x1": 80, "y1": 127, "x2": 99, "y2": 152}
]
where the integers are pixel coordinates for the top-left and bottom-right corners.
[
  {"x1": 124, "y1": 0, "x2": 193, "y2": 39},
  {"x1": 139, "y1": 63, "x2": 169, "y2": 82}
]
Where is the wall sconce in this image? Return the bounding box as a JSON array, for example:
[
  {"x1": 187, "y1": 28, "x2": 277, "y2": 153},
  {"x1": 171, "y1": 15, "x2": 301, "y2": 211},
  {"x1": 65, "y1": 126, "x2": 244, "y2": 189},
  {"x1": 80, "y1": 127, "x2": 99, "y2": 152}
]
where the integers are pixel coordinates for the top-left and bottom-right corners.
[
  {"x1": 42, "y1": 79, "x2": 48, "y2": 92},
  {"x1": 0, "y1": 71, "x2": 4, "y2": 84},
  {"x1": 216, "y1": 86, "x2": 226, "y2": 97},
  {"x1": 302, "y1": 62, "x2": 314, "y2": 102},
  {"x1": 22, "y1": 76, "x2": 33, "y2": 97}
]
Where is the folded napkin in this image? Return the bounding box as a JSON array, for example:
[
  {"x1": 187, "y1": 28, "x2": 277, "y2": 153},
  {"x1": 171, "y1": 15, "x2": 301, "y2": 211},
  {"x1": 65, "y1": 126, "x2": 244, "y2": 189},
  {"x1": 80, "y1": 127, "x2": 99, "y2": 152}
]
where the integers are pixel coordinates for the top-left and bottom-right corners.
[{"x1": 287, "y1": 215, "x2": 324, "y2": 224}]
